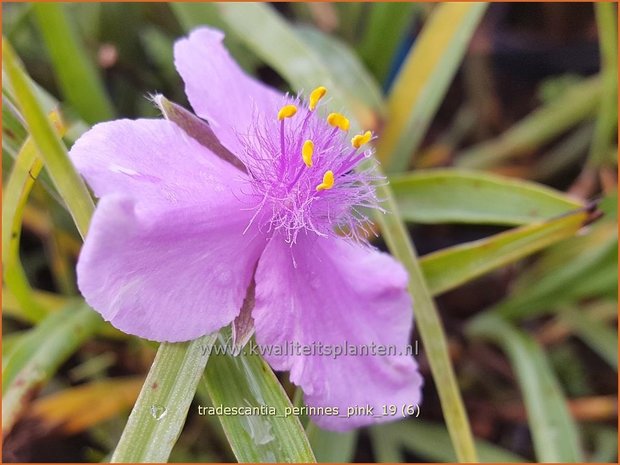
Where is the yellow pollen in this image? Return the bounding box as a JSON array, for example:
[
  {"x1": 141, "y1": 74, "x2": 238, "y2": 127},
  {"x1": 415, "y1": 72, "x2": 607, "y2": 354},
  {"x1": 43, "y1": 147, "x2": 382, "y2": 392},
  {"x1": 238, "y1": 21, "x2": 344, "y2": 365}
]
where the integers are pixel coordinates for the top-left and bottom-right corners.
[
  {"x1": 316, "y1": 170, "x2": 335, "y2": 191},
  {"x1": 351, "y1": 130, "x2": 372, "y2": 149},
  {"x1": 302, "y1": 140, "x2": 314, "y2": 167},
  {"x1": 327, "y1": 113, "x2": 350, "y2": 132},
  {"x1": 277, "y1": 104, "x2": 297, "y2": 120},
  {"x1": 309, "y1": 86, "x2": 327, "y2": 111}
]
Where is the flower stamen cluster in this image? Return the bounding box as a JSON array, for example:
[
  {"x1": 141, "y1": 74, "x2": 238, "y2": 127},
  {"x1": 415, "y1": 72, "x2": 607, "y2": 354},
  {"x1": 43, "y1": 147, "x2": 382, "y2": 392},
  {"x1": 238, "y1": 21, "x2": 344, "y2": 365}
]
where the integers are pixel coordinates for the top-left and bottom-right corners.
[{"x1": 240, "y1": 86, "x2": 381, "y2": 244}]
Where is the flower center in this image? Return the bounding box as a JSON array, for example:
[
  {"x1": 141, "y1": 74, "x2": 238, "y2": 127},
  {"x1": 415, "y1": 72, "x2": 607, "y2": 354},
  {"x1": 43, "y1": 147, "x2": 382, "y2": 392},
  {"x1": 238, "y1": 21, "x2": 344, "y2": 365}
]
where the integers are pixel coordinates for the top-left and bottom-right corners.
[{"x1": 240, "y1": 86, "x2": 379, "y2": 244}]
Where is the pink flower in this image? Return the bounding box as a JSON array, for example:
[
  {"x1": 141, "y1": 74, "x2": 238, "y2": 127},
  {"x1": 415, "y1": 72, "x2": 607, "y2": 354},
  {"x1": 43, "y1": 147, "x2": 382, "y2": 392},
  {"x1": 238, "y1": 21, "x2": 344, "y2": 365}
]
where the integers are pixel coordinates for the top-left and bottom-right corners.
[{"x1": 70, "y1": 27, "x2": 422, "y2": 430}]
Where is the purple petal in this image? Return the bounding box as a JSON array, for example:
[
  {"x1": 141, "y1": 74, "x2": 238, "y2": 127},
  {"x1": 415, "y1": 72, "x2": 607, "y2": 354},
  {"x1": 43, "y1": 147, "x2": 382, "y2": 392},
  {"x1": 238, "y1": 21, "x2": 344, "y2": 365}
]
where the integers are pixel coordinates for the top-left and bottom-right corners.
[
  {"x1": 69, "y1": 118, "x2": 248, "y2": 213},
  {"x1": 70, "y1": 118, "x2": 267, "y2": 342},
  {"x1": 78, "y1": 195, "x2": 267, "y2": 342},
  {"x1": 253, "y1": 235, "x2": 423, "y2": 430},
  {"x1": 174, "y1": 27, "x2": 282, "y2": 154}
]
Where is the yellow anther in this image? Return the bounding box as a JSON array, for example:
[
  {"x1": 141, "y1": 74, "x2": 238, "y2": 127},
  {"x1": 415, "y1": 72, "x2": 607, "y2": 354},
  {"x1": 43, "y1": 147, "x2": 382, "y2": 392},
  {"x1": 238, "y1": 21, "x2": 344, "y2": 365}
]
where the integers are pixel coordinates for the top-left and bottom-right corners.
[
  {"x1": 351, "y1": 130, "x2": 372, "y2": 149},
  {"x1": 316, "y1": 170, "x2": 335, "y2": 191},
  {"x1": 327, "y1": 113, "x2": 350, "y2": 132},
  {"x1": 302, "y1": 140, "x2": 314, "y2": 167},
  {"x1": 278, "y1": 104, "x2": 297, "y2": 120},
  {"x1": 309, "y1": 86, "x2": 327, "y2": 111}
]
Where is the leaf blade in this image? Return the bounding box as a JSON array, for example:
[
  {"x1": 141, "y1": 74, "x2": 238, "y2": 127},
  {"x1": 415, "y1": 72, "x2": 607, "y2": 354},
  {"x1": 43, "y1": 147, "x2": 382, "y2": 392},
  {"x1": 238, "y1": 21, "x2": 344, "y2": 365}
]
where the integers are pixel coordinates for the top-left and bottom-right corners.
[
  {"x1": 421, "y1": 208, "x2": 590, "y2": 296},
  {"x1": 457, "y1": 76, "x2": 602, "y2": 169},
  {"x1": 2, "y1": 38, "x2": 94, "y2": 238},
  {"x1": 2, "y1": 302, "x2": 102, "y2": 435},
  {"x1": 390, "y1": 169, "x2": 583, "y2": 225},
  {"x1": 111, "y1": 334, "x2": 218, "y2": 463},
  {"x1": 376, "y1": 3, "x2": 488, "y2": 171},
  {"x1": 467, "y1": 315, "x2": 583, "y2": 462},
  {"x1": 203, "y1": 337, "x2": 316, "y2": 462},
  {"x1": 33, "y1": 3, "x2": 115, "y2": 124}
]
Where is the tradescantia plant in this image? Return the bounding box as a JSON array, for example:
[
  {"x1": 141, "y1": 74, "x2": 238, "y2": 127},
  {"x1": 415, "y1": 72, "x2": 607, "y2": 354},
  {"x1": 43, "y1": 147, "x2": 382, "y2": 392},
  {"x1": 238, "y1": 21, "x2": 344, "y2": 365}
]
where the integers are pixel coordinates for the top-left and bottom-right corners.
[
  {"x1": 70, "y1": 27, "x2": 423, "y2": 432},
  {"x1": 2, "y1": 2, "x2": 616, "y2": 464}
]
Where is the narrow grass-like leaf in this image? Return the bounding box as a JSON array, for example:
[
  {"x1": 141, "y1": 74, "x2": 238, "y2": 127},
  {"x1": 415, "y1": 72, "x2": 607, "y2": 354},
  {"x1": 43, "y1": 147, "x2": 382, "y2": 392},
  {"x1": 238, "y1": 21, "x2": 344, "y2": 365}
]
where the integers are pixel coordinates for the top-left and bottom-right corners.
[
  {"x1": 467, "y1": 314, "x2": 583, "y2": 462},
  {"x1": 3, "y1": 73, "x2": 90, "y2": 208},
  {"x1": 357, "y1": 3, "x2": 419, "y2": 84},
  {"x1": 2, "y1": 302, "x2": 102, "y2": 435},
  {"x1": 217, "y1": 2, "x2": 377, "y2": 129},
  {"x1": 588, "y1": 3, "x2": 618, "y2": 168},
  {"x1": 2, "y1": 87, "x2": 28, "y2": 158},
  {"x1": 376, "y1": 3, "x2": 488, "y2": 172},
  {"x1": 2, "y1": 287, "x2": 68, "y2": 323},
  {"x1": 559, "y1": 306, "x2": 618, "y2": 370},
  {"x1": 457, "y1": 76, "x2": 602, "y2": 169},
  {"x1": 2, "y1": 107, "x2": 68, "y2": 322},
  {"x1": 2, "y1": 136, "x2": 47, "y2": 320},
  {"x1": 2, "y1": 331, "x2": 26, "y2": 367},
  {"x1": 203, "y1": 336, "x2": 316, "y2": 462},
  {"x1": 590, "y1": 426, "x2": 619, "y2": 462},
  {"x1": 420, "y1": 208, "x2": 590, "y2": 296},
  {"x1": 390, "y1": 169, "x2": 583, "y2": 225},
  {"x1": 2, "y1": 38, "x2": 94, "y2": 238},
  {"x1": 29, "y1": 377, "x2": 143, "y2": 434},
  {"x1": 295, "y1": 25, "x2": 385, "y2": 118},
  {"x1": 369, "y1": 425, "x2": 405, "y2": 462},
  {"x1": 220, "y1": 5, "x2": 478, "y2": 460},
  {"x1": 496, "y1": 220, "x2": 617, "y2": 319},
  {"x1": 372, "y1": 420, "x2": 527, "y2": 463},
  {"x1": 532, "y1": 123, "x2": 593, "y2": 181},
  {"x1": 111, "y1": 334, "x2": 218, "y2": 463},
  {"x1": 33, "y1": 3, "x2": 114, "y2": 124},
  {"x1": 306, "y1": 423, "x2": 357, "y2": 462}
]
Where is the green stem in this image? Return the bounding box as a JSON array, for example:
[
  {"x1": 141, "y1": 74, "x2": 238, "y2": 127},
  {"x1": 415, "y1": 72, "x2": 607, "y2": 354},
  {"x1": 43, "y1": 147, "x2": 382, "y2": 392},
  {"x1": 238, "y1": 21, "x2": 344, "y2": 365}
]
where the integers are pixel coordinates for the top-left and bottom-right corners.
[{"x1": 373, "y1": 172, "x2": 478, "y2": 462}]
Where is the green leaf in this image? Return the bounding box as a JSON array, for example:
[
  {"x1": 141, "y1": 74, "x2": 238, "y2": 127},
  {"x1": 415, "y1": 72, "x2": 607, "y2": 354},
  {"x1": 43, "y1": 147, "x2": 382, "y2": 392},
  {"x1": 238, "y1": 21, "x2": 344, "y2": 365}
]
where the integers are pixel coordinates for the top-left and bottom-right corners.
[
  {"x1": 589, "y1": 3, "x2": 618, "y2": 168},
  {"x1": 32, "y1": 3, "x2": 115, "y2": 124},
  {"x1": 2, "y1": 135, "x2": 47, "y2": 320},
  {"x1": 369, "y1": 425, "x2": 405, "y2": 462},
  {"x1": 111, "y1": 333, "x2": 219, "y2": 462},
  {"x1": 217, "y1": 2, "x2": 377, "y2": 129},
  {"x1": 495, "y1": 220, "x2": 617, "y2": 320},
  {"x1": 295, "y1": 25, "x2": 385, "y2": 118},
  {"x1": 457, "y1": 76, "x2": 602, "y2": 169},
  {"x1": 559, "y1": 306, "x2": 618, "y2": 370},
  {"x1": 467, "y1": 315, "x2": 583, "y2": 462},
  {"x1": 357, "y1": 3, "x2": 420, "y2": 83},
  {"x1": 372, "y1": 420, "x2": 527, "y2": 463},
  {"x1": 2, "y1": 86, "x2": 29, "y2": 159},
  {"x1": 2, "y1": 302, "x2": 102, "y2": 435},
  {"x1": 590, "y1": 426, "x2": 618, "y2": 463},
  {"x1": 306, "y1": 423, "x2": 357, "y2": 462},
  {"x1": 390, "y1": 169, "x2": 583, "y2": 225},
  {"x1": 203, "y1": 336, "x2": 316, "y2": 462},
  {"x1": 2, "y1": 38, "x2": 94, "y2": 239},
  {"x1": 376, "y1": 3, "x2": 488, "y2": 172},
  {"x1": 420, "y1": 207, "x2": 591, "y2": 296}
]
